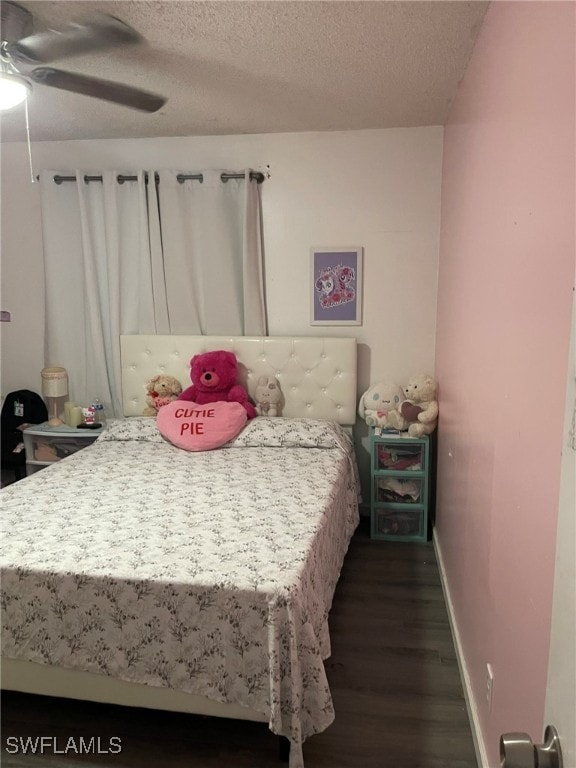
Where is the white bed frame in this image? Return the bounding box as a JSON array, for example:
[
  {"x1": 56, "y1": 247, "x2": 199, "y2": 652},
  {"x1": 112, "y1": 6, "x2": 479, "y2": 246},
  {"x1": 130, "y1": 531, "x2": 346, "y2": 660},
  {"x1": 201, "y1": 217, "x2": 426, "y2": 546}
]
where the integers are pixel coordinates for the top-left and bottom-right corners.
[
  {"x1": 2, "y1": 335, "x2": 357, "y2": 730},
  {"x1": 120, "y1": 334, "x2": 357, "y2": 425}
]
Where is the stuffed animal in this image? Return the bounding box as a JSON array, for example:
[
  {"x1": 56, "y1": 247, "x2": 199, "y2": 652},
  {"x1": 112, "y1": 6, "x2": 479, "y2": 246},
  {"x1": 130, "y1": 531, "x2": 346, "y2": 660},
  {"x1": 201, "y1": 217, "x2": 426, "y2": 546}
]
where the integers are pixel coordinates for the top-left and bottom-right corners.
[
  {"x1": 143, "y1": 374, "x2": 183, "y2": 416},
  {"x1": 399, "y1": 373, "x2": 439, "y2": 436},
  {"x1": 179, "y1": 350, "x2": 257, "y2": 419},
  {"x1": 254, "y1": 376, "x2": 282, "y2": 416},
  {"x1": 358, "y1": 381, "x2": 408, "y2": 431}
]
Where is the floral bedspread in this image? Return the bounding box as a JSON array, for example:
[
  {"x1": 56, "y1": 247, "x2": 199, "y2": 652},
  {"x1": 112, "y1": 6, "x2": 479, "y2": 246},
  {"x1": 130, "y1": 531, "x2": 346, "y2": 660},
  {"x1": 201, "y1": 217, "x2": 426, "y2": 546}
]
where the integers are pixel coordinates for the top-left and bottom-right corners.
[{"x1": 1, "y1": 417, "x2": 360, "y2": 768}]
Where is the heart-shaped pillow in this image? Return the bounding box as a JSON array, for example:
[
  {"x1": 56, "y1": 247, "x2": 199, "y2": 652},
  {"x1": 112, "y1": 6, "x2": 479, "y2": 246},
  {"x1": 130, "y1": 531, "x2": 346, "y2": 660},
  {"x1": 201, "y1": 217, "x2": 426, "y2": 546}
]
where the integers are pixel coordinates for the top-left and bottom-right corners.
[
  {"x1": 400, "y1": 401, "x2": 423, "y2": 422},
  {"x1": 157, "y1": 400, "x2": 247, "y2": 452}
]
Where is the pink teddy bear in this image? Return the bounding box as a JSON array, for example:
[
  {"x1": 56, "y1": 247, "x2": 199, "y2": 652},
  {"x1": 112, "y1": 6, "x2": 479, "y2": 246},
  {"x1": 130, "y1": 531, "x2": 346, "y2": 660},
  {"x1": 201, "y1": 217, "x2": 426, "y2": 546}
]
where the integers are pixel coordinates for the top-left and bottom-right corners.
[{"x1": 178, "y1": 350, "x2": 257, "y2": 419}]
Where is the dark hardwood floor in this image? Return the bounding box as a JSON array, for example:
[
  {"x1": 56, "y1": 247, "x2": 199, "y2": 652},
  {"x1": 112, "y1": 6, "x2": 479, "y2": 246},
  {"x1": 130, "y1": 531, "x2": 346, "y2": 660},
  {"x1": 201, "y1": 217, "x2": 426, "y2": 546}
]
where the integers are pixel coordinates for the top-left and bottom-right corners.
[{"x1": 1, "y1": 518, "x2": 478, "y2": 768}]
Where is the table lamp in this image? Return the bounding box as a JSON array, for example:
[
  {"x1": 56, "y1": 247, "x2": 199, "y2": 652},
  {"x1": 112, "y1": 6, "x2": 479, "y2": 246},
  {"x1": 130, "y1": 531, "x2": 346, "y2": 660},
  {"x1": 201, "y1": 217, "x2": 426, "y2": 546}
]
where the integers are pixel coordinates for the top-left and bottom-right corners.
[{"x1": 41, "y1": 367, "x2": 68, "y2": 426}]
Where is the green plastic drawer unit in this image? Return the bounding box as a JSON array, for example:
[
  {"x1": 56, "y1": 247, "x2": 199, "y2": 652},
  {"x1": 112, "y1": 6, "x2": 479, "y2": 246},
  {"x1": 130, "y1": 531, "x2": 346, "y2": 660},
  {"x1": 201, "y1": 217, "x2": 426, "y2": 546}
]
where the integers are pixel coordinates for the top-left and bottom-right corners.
[{"x1": 370, "y1": 428, "x2": 431, "y2": 542}]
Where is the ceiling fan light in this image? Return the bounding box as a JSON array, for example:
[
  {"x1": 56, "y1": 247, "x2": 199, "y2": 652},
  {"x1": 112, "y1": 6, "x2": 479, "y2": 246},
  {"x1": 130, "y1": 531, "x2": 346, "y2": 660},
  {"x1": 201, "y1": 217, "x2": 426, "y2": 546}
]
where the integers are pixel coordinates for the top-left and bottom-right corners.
[{"x1": 0, "y1": 71, "x2": 30, "y2": 110}]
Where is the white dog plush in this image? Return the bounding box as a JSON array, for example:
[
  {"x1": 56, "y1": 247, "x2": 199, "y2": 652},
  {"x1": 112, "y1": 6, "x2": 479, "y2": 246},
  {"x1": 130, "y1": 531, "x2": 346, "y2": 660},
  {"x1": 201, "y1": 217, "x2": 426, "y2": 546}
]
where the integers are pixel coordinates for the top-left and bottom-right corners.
[{"x1": 358, "y1": 381, "x2": 407, "y2": 430}]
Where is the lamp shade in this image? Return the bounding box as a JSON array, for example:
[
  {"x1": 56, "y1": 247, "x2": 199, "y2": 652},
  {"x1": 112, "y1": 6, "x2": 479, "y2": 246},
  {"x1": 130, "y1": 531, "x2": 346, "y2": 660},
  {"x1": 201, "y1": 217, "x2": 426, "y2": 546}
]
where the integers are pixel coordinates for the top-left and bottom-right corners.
[
  {"x1": 41, "y1": 367, "x2": 68, "y2": 398},
  {"x1": 0, "y1": 72, "x2": 30, "y2": 110}
]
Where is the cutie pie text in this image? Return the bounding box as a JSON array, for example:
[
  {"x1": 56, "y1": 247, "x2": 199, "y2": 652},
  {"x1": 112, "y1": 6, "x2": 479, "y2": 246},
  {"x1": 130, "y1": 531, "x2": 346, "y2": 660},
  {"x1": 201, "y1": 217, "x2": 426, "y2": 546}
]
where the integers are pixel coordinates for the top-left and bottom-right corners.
[{"x1": 173, "y1": 407, "x2": 216, "y2": 435}]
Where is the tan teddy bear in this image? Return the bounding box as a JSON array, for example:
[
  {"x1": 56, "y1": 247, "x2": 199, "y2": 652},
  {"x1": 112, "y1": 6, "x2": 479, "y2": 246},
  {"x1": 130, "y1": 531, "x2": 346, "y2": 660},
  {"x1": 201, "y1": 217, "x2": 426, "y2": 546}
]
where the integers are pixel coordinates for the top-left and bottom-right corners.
[
  {"x1": 399, "y1": 374, "x2": 439, "y2": 437},
  {"x1": 143, "y1": 374, "x2": 183, "y2": 416}
]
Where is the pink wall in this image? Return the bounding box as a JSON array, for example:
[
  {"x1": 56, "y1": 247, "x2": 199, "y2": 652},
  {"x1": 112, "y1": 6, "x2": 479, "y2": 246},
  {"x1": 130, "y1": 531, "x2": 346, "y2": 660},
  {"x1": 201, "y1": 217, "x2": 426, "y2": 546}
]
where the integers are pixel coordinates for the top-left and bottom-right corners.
[{"x1": 435, "y1": 2, "x2": 575, "y2": 764}]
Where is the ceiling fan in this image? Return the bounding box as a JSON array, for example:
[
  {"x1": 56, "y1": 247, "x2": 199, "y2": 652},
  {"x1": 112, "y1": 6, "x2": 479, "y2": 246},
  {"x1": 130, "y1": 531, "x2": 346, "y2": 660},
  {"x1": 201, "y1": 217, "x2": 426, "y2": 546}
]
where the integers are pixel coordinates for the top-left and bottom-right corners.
[{"x1": 0, "y1": 1, "x2": 166, "y2": 112}]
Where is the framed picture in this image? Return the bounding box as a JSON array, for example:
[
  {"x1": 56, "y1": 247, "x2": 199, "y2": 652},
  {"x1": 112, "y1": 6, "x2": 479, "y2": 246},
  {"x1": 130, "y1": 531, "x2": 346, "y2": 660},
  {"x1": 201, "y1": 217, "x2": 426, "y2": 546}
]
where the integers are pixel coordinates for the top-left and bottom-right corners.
[{"x1": 310, "y1": 246, "x2": 363, "y2": 325}]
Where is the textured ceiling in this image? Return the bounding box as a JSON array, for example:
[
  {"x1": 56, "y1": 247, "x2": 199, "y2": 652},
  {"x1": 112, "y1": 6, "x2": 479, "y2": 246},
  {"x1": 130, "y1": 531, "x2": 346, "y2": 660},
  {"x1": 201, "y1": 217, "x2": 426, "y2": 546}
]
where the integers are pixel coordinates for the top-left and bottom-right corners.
[{"x1": 0, "y1": 0, "x2": 489, "y2": 143}]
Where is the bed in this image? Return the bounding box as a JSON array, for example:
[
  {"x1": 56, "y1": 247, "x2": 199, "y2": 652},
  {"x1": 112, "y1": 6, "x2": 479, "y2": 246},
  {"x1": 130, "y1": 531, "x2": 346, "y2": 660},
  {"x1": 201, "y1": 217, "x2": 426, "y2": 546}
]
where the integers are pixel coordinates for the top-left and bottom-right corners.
[{"x1": 1, "y1": 335, "x2": 360, "y2": 768}]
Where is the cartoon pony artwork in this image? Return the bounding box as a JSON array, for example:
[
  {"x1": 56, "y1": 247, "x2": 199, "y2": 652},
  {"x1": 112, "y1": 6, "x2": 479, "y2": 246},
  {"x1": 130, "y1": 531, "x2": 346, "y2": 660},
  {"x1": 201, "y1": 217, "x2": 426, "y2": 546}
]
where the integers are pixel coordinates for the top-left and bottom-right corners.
[{"x1": 314, "y1": 264, "x2": 356, "y2": 309}]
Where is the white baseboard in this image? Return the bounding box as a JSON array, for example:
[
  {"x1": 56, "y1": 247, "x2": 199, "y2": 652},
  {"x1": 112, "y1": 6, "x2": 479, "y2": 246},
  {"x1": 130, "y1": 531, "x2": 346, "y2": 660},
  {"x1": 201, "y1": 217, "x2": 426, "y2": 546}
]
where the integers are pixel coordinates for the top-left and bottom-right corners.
[{"x1": 433, "y1": 530, "x2": 489, "y2": 768}]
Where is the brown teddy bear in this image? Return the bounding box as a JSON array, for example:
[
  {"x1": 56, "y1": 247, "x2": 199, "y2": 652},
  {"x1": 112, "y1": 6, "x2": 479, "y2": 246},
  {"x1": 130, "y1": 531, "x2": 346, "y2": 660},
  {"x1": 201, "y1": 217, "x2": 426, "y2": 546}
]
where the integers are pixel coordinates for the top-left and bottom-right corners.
[{"x1": 143, "y1": 374, "x2": 183, "y2": 416}]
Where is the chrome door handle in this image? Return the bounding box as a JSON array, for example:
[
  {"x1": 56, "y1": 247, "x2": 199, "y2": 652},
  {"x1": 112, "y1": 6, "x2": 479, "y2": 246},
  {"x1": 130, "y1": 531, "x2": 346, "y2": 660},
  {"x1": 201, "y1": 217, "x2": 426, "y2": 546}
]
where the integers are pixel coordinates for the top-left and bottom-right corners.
[{"x1": 500, "y1": 725, "x2": 563, "y2": 768}]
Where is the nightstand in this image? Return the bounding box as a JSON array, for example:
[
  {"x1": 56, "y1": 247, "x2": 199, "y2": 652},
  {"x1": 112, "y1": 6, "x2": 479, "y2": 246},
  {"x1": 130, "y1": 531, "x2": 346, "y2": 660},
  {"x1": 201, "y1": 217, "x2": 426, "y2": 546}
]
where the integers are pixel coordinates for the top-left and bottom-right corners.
[
  {"x1": 22, "y1": 422, "x2": 102, "y2": 476},
  {"x1": 370, "y1": 428, "x2": 432, "y2": 542}
]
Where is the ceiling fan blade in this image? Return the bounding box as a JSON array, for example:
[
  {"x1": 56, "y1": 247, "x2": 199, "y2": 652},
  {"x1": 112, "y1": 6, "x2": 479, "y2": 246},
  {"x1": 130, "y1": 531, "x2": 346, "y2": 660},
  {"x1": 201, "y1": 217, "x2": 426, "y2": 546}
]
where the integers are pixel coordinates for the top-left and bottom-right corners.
[
  {"x1": 8, "y1": 14, "x2": 142, "y2": 64},
  {"x1": 1, "y1": 2, "x2": 33, "y2": 44},
  {"x1": 30, "y1": 67, "x2": 166, "y2": 113}
]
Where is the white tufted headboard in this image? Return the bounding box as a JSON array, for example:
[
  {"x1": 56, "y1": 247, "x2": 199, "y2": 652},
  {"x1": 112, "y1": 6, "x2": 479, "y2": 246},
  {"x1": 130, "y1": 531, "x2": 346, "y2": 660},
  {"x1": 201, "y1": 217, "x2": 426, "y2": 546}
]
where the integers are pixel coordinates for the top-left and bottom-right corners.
[{"x1": 121, "y1": 335, "x2": 358, "y2": 425}]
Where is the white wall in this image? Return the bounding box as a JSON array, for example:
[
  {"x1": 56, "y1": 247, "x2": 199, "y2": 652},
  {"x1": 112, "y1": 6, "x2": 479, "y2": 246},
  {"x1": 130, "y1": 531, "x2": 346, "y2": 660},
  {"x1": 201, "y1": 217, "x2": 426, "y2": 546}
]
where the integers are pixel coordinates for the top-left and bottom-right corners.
[
  {"x1": 545, "y1": 290, "x2": 575, "y2": 767},
  {"x1": 0, "y1": 127, "x2": 443, "y2": 492}
]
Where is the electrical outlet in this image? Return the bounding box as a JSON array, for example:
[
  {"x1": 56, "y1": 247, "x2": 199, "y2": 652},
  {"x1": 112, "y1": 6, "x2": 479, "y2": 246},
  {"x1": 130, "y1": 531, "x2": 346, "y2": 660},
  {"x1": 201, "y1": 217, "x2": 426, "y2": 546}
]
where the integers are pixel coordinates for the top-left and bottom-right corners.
[{"x1": 486, "y1": 663, "x2": 494, "y2": 711}]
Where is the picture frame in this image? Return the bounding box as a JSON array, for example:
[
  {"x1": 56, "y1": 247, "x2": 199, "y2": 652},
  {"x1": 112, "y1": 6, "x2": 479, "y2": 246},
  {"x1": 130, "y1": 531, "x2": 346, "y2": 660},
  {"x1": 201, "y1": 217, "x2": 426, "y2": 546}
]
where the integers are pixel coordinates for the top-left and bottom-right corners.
[{"x1": 310, "y1": 246, "x2": 363, "y2": 326}]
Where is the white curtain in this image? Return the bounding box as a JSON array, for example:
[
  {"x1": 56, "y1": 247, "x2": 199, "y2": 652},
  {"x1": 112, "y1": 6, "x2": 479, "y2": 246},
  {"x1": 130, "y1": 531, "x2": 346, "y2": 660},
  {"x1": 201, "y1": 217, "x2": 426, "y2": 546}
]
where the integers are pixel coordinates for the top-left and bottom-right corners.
[
  {"x1": 40, "y1": 168, "x2": 266, "y2": 416},
  {"x1": 157, "y1": 170, "x2": 267, "y2": 334}
]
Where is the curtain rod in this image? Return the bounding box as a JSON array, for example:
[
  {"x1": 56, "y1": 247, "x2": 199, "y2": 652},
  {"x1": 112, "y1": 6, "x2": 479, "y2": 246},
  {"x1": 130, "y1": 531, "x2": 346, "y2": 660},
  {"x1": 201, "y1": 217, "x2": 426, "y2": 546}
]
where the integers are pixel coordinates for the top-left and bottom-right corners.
[{"x1": 42, "y1": 171, "x2": 265, "y2": 185}]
